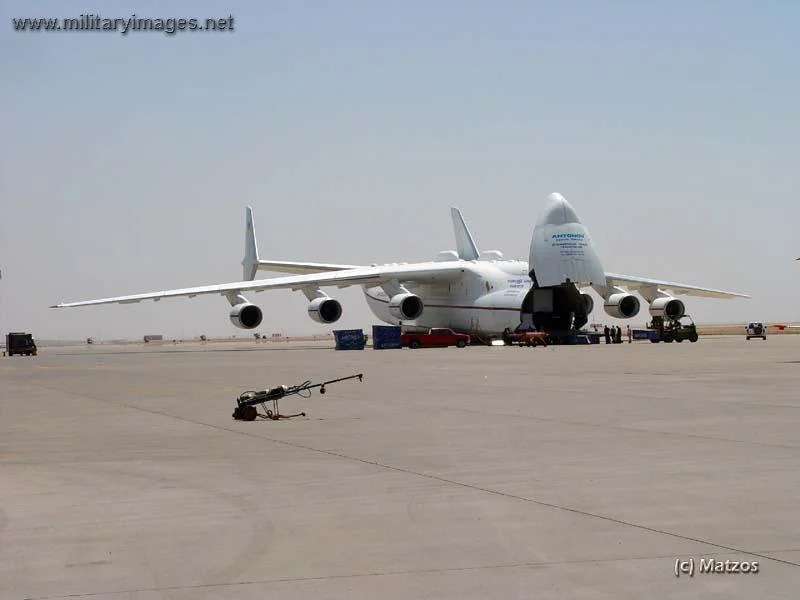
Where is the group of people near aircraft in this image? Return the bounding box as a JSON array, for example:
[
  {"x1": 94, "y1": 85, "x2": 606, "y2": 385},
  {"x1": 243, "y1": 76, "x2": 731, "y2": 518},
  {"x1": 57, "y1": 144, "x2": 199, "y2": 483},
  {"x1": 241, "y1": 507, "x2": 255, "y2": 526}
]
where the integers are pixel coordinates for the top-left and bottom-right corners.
[{"x1": 595, "y1": 324, "x2": 631, "y2": 344}]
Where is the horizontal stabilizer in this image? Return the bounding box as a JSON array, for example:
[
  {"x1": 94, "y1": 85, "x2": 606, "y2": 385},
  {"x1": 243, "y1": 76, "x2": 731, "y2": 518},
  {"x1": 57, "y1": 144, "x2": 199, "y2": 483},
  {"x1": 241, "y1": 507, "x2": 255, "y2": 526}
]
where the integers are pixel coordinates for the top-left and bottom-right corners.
[
  {"x1": 244, "y1": 206, "x2": 364, "y2": 277},
  {"x1": 254, "y1": 260, "x2": 364, "y2": 275}
]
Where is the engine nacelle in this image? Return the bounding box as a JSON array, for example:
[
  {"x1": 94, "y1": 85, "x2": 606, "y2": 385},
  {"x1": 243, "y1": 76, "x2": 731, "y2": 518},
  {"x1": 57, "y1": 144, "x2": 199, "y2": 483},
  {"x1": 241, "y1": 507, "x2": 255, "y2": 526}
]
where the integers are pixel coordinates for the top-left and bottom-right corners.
[
  {"x1": 649, "y1": 296, "x2": 685, "y2": 320},
  {"x1": 603, "y1": 293, "x2": 640, "y2": 319},
  {"x1": 388, "y1": 293, "x2": 424, "y2": 320},
  {"x1": 229, "y1": 303, "x2": 263, "y2": 329},
  {"x1": 307, "y1": 297, "x2": 343, "y2": 324},
  {"x1": 580, "y1": 293, "x2": 594, "y2": 315}
]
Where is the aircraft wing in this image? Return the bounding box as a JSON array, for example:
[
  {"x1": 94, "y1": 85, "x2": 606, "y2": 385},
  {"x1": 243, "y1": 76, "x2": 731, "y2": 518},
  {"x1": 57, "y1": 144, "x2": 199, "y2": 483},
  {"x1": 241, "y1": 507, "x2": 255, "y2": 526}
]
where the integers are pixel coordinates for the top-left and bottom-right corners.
[
  {"x1": 603, "y1": 273, "x2": 750, "y2": 300},
  {"x1": 51, "y1": 263, "x2": 467, "y2": 308}
]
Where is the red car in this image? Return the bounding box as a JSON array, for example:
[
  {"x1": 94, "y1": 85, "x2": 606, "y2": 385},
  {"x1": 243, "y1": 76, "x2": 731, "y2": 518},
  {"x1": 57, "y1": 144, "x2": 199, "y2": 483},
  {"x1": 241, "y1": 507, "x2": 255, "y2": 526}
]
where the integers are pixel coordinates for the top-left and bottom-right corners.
[{"x1": 401, "y1": 328, "x2": 470, "y2": 349}]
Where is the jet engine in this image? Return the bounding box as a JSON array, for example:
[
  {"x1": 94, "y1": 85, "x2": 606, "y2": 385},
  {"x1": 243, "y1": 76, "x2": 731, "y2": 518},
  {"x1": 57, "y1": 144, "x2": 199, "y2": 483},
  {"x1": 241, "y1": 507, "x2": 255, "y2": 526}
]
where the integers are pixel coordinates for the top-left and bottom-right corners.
[
  {"x1": 388, "y1": 293, "x2": 424, "y2": 320},
  {"x1": 580, "y1": 293, "x2": 594, "y2": 315},
  {"x1": 649, "y1": 296, "x2": 685, "y2": 320},
  {"x1": 603, "y1": 293, "x2": 640, "y2": 319},
  {"x1": 229, "y1": 303, "x2": 263, "y2": 329},
  {"x1": 307, "y1": 297, "x2": 343, "y2": 324}
]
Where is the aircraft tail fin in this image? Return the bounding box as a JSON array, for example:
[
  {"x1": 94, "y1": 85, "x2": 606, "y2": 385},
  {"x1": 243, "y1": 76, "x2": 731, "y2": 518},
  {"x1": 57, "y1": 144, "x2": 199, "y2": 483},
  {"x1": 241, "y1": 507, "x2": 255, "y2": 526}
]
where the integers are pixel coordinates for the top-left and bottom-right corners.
[
  {"x1": 243, "y1": 206, "x2": 260, "y2": 281},
  {"x1": 450, "y1": 207, "x2": 480, "y2": 260}
]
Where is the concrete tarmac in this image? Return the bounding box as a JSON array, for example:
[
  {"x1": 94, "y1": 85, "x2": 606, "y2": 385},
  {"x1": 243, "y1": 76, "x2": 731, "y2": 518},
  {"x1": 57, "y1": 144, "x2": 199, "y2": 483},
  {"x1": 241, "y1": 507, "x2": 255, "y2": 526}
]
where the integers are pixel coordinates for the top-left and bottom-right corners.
[{"x1": 1, "y1": 336, "x2": 798, "y2": 599}]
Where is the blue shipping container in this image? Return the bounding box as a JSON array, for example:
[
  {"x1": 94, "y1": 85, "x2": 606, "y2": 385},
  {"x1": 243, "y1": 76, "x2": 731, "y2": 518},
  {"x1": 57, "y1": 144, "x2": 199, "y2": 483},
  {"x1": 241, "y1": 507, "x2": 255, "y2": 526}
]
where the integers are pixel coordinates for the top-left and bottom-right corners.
[
  {"x1": 632, "y1": 329, "x2": 659, "y2": 341},
  {"x1": 333, "y1": 329, "x2": 366, "y2": 350},
  {"x1": 372, "y1": 325, "x2": 402, "y2": 350}
]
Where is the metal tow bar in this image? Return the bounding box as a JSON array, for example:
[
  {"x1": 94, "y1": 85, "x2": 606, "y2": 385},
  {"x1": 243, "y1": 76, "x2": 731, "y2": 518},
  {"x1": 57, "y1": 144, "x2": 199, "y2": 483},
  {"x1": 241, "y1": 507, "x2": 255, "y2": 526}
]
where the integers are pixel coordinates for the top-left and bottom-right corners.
[{"x1": 232, "y1": 373, "x2": 364, "y2": 421}]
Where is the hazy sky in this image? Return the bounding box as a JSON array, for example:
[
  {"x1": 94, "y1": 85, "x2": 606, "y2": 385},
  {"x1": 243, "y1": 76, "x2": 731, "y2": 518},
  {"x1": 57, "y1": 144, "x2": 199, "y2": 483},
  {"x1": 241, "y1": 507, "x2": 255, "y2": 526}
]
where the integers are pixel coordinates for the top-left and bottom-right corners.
[{"x1": 2, "y1": 1, "x2": 798, "y2": 340}]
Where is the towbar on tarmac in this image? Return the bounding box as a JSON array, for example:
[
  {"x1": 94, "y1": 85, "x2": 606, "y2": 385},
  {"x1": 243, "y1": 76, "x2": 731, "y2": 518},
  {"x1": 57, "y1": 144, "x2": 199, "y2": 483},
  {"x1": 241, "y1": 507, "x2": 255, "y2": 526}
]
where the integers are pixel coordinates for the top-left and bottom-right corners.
[{"x1": 232, "y1": 373, "x2": 364, "y2": 421}]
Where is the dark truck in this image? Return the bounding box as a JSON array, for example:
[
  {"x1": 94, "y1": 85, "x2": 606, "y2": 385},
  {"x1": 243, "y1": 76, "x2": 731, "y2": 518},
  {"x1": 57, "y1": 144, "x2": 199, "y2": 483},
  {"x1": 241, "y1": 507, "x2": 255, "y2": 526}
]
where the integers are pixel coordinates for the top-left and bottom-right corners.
[
  {"x1": 660, "y1": 315, "x2": 699, "y2": 343},
  {"x1": 6, "y1": 332, "x2": 37, "y2": 356},
  {"x1": 636, "y1": 315, "x2": 699, "y2": 343}
]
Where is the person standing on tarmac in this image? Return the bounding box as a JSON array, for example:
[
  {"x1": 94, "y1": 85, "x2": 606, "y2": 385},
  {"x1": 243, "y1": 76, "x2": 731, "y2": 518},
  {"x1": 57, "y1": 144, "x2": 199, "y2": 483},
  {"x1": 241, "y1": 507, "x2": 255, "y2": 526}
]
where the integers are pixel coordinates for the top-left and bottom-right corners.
[
  {"x1": 604, "y1": 325, "x2": 611, "y2": 344},
  {"x1": 626, "y1": 325, "x2": 632, "y2": 343},
  {"x1": 616, "y1": 326, "x2": 622, "y2": 344}
]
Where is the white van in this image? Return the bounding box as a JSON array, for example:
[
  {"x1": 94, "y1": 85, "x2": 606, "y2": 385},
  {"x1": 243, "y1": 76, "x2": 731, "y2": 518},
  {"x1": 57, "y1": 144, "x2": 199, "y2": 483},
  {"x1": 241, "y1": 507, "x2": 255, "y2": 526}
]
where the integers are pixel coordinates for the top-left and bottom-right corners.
[{"x1": 746, "y1": 322, "x2": 767, "y2": 340}]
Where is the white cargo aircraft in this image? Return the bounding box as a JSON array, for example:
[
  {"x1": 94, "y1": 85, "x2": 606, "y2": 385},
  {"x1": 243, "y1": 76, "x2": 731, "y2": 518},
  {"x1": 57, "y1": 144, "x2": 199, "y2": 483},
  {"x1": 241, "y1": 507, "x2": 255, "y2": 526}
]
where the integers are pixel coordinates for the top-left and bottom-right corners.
[{"x1": 52, "y1": 193, "x2": 749, "y2": 337}]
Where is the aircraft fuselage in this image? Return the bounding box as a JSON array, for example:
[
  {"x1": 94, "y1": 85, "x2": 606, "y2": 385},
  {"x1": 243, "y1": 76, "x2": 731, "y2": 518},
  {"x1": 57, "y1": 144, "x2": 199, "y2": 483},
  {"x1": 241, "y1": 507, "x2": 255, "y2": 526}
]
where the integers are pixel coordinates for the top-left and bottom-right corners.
[{"x1": 362, "y1": 259, "x2": 539, "y2": 336}]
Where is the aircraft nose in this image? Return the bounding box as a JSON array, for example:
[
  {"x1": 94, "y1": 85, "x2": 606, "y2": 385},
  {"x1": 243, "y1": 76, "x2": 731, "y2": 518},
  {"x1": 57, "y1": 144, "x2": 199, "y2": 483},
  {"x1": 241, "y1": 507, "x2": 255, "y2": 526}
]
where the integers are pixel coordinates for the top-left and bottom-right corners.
[{"x1": 538, "y1": 192, "x2": 581, "y2": 226}]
